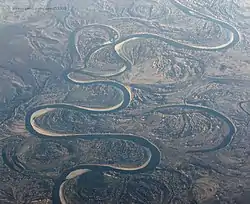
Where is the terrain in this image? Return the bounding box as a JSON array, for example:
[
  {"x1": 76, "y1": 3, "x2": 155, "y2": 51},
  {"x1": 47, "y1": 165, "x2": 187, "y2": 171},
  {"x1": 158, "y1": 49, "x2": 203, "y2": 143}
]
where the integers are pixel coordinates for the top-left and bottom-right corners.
[{"x1": 1, "y1": 0, "x2": 250, "y2": 203}]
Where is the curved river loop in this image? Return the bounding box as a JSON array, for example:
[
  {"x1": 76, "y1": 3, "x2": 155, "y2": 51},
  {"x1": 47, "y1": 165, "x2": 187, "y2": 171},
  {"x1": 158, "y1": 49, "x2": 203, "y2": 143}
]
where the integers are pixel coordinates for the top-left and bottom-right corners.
[{"x1": 22, "y1": 0, "x2": 239, "y2": 203}]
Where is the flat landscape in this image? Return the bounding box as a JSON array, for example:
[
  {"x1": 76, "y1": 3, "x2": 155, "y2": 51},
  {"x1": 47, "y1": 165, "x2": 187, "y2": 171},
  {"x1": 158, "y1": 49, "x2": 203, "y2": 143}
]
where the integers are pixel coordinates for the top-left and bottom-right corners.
[{"x1": 1, "y1": 0, "x2": 250, "y2": 203}]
